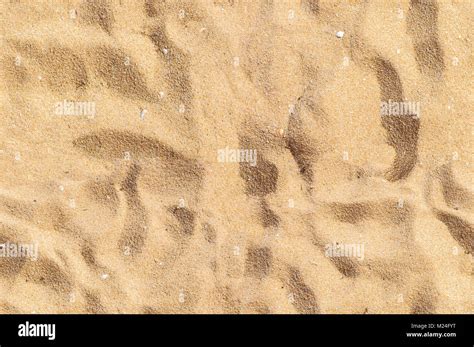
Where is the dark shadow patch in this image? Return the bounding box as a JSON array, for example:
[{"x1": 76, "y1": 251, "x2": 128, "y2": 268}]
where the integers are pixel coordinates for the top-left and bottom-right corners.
[
  {"x1": 259, "y1": 199, "x2": 280, "y2": 228},
  {"x1": 383, "y1": 201, "x2": 414, "y2": 226},
  {"x1": 50, "y1": 204, "x2": 82, "y2": 235},
  {"x1": 239, "y1": 157, "x2": 278, "y2": 197},
  {"x1": 371, "y1": 56, "x2": 419, "y2": 181},
  {"x1": 24, "y1": 258, "x2": 72, "y2": 295},
  {"x1": 287, "y1": 135, "x2": 316, "y2": 185},
  {"x1": 121, "y1": 163, "x2": 140, "y2": 196},
  {"x1": 14, "y1": 41, "x2": 89, "y2": 95},
  {"x1": 330, "y1": 200, "x2": 413, "y2": 229},
  {"x1": 118, "y1": 164, "x2": 148, "y2": 255},
  {"x1": 245, "y1": 246, "x2": 272, "y2": 279},
  {"x1": 287, "y1": 267, "x2": 319, "y2": 313},
  {"x1": 437, "y1": 164, "x2": 474, "y2": 212},
  {"x1": 80, "y1": 0, "x2": 114, "y2": 34},
  {"x1": 202, "y1": 223, "x2": 216, "y2": 243},
  {"x1": 0, "y1": 225, "x2": 27, "y2": 278},
  {"x1": 285, "y1": 85, "x2": 321, "y2": 189},
  {"x1": 148, "y1": 25, "x2": 193, "y2": 110},
  {"x1": 366, "y1": 259, "x2": 404, "y2": 283},
  {"x1": 383, "y1": 116, "x2": 420, "y2": 182},
  {"x1": 242, "y1": 38, "x2": 273, "y2": 96},
  {"x1": 144, "y1": 0, "x2": 160, "y2": 17},
  {"x1": 73, "y1": 130, "x2": 202, "y2": 177},
  {"x1": 81, "y1": 242, "x2": 100, "y2": 270},
  {"x1": 407, "y1": 0, "x2": 445, "y2": 78},
  {"x1": 0, "y1": 196, "x2": 35, "y2": 222},
  {"x1": 2, "y1": 55, "x2": 30, "y2": 88},
  {"x1": 434, "y1": 209, "x2": 473, "y2": 254},
  {"x1": 85, "y1": 178, "x2": 119, "y2": 213},
  {"x1": 217, "y1": 285, "x2": 241, "y2": 314},
  {"x1": 41, "y1": 47, "x2": 88, "y2": 94},
  {"x1": 168, "y1": 206, "x2": 195, "y2": 237},
  {"x1": 12, "y1": 42, "x2": 88, "y2": 95},
  {"x1": 410, "y1": 283, "x2": 438, "y2": 314},
  {"x1": 91, "y1": 46, "x2": 157, "y2": 102},
  {"x1": 329, "y1": 256, "x2": 361, "y2": 278},
  {"x1": 84, "y1": 290, "x2": 105, "y2": 313},
  {"x1": 73, "y1": 130, "x2": 204, "y2": 199},
  {"x1": 330, "y1": 202, "x2": 372, "y2": 224},
  {"x1": 302, "y1": 0, "x2": 319, "y2": 15},
  {"x1": 372, "y1": 56, "x2": 403, "y2": 101}
]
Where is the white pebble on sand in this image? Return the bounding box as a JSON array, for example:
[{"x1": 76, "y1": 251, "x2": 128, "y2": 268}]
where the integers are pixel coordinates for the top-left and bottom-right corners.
[
  {"x1": 140, "y1": 109, "x2": 147, "y2": 120},
  {"x1": 233, "y1": 56, "x2": 240, "y2": 67}
]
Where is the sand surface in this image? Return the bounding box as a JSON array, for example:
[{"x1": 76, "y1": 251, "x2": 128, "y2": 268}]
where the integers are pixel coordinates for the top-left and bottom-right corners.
[{"x1": 0, "y1": 0, "x2": 472, "y2": 313}]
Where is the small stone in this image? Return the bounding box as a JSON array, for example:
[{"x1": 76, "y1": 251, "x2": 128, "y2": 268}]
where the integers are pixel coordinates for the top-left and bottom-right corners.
[
  {"x1": 288, "y1": 9, "x2": 295, "y2": 20},
  {"x1": 336, "y1": 31, "x2": 344, "y2": 38},
  {"x1": 140, "y1": 108, "x2": 147, "y2": 120},
  {"x1": 289, "y1": 104, "x2": 295, "y2": 114},
  {"x1": 233, "y1": 56, "x2": 240, "y2": 67}
]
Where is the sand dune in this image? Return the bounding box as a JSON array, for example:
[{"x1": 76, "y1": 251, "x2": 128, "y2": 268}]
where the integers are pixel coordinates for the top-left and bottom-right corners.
[{"x1": 0, "y1": 0, "x2": 472, "y2": 313}]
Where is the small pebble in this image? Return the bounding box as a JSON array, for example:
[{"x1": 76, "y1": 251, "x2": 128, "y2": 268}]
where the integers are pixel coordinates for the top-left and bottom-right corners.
[{"x1": 140, "y1": 108, "x2": 147, "y2": 120}]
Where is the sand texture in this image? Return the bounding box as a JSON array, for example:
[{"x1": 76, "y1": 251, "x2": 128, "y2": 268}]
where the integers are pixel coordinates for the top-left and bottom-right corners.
[{"x1": 0, "y1": 0, "x2": 472, "y2": 314}]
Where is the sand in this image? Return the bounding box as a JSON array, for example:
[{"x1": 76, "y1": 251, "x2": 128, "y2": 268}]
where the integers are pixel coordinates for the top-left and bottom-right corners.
[{"x1": 0, "y1": 0, "x2": 472, "y2": 314}]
